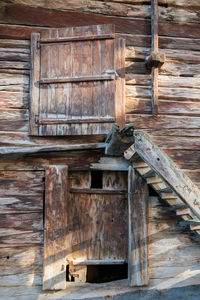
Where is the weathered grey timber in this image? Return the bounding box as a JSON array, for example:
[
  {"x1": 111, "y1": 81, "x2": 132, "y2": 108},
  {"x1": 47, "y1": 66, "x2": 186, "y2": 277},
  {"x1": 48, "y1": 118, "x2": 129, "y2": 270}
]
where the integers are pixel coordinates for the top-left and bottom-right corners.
[
  {"x1": 128, "y1": 167, "x2": 149, "y2": 286},
  {"x1": 0, "y1": 143, "x2": 106, "y2": 156},
  {"x1": 132, "y1": 131, "x2": 200, "y2": 219},
  {"x1": 105, "y1": 124, "x2": 134, "y2": 156}
]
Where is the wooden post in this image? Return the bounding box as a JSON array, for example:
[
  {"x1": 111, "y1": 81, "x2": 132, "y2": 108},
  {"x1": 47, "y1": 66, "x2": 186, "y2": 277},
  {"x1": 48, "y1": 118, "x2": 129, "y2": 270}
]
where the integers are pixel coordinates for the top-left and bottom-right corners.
[
  {"x1": 151, "y1": 0, "x2": 158, "y2": 116},
  {"x1": 43, "y1": 165, "x2": 68, "y2": 290},
  {"x1": 128, "y1": 167, "x2": 149, "y2": 286}
]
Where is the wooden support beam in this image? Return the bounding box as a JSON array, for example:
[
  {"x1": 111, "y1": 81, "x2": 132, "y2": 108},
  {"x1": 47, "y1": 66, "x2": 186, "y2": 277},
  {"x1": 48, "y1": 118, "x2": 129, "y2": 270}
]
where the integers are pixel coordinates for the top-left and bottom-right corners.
[
  {"x1": 151, "y1": 0, "x2": 159, "y2": 116},
  {"x1": 70, "y1": 188, "x2": 127, "y2": 194},
  {"x1": 0, "y1": 143, "x2": 106, "y2": 157},
  {"x1": 133, "y1": 131, "x2": 200, "y2": 219},
  {"x1": 43, "y1": 165, "x2": 68, "y2": 290},
  {"x1": 128, "y1": 167, "x2": 149, "y2": 286},
  {"x1": 67, "y1": 259, "x2": 127, "y2": 265},
  {"x1": 105, "y1": 124, "x2": 134, "y2": 156}
]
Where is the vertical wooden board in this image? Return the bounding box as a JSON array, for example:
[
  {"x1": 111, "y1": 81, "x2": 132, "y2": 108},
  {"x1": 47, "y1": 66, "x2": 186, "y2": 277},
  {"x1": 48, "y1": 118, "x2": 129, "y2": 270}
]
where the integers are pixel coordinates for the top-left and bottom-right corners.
[
  {"x1": 69, "y1": 26, "x2": 84, "y2": 135},
  {"x1": 57, "y1": 27, "x2": 73, "y2": 135},
  {"x1": 128, "y1": 167, "x2": 149, "y2": 286},
  {"x1": 29, "y1": 32, "x2": 40, "y2": 135},
  {"x1": 99, "y1": 194, "x2": 128, "y2": 260},
  {"x1": 90, "y1": 24, "x2": 103, "y2": 134},
  {"x1": 69, "y1": 171, "x2": 91, "y2": 188},
  {"x1": 81, "y1": 26, "x2": 93, "y2": 135},
  {"x1": 152, "y1": 67, "x2": 158, "y2": 115},
  {"x1": 47, "y1": 30, "x2": 58, "y2": 136},
  {"x1": 151, "y1": 0, "x2": 159, "y2": 116},
  {"x1": 66, "y1": 192, "x2": 93, "y2": 261},
  {"x1": 115, "y1": 38, "x2": 125, "y2": 129},
  {"x1": 100, "y1": 36, "x2": 115, "y2": 118},
  {"x1": 43, "y1": 165, "x2": 68, "y2": 290}
]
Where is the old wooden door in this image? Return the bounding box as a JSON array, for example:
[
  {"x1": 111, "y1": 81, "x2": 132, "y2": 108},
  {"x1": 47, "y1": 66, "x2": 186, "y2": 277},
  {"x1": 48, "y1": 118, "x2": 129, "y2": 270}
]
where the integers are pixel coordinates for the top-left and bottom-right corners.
[{"x1": 66, "y1": 170, "x2": 128, "y2": 281}]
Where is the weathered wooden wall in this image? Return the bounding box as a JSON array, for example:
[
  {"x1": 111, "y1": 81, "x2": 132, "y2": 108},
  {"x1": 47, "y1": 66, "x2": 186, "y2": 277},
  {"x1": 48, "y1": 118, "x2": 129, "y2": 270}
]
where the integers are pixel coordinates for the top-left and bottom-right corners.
[
  {"x1": 0, "y1": 0, "x2": 200, "y2": 298},
  {"x1": 0, "y1": 0, "x2": 200, "y2": 186}
]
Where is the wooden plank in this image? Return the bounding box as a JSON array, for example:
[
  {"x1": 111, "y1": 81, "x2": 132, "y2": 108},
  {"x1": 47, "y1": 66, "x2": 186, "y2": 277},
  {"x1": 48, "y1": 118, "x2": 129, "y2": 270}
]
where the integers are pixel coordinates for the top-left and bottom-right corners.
[
  {"x1": 43, "y1": 165, "x2": 68, "y2": 290},
  {"x1": 128, "y1": 167, "x2": 149, "y2": 286},
  {"x1": 70, "y1": 188, "x2": 127, "y2": 194},
  {"x1": 91, "y1": 157, "x2": 130, "y2": 171},
  {"x1": 39, "y1": 75, "x2": 115, "y2": 84},
  {"x1": 29, "y1": 33, "x2": 40, "y2": 135},
  {"x1": 0, "y1": 143, "x2": 106, "y2": 156},
  {"x1": 0, "y1": 171, "x2": 43, "y2": 196},
  {"x1": 151, "y1": 0, "x2": 158, "y2": 116},
  {"x1": 68, "y1": 259, "x2": 127, "y2": 265},
  {"x1": 126, "y1": 115, "x2": 200, "y2": 130},
  {"x1": 37, "y1": 117, "x2": 115, "y2": 125},
  {"x1": 115, "y1": 38, "x2": 126, "y2": 128},
  {"x1": 133, "y1": 131, "x2": 200, "y2": 219},
  {"x1": 40, "y1": 33, "x2": 115, "y2": 44}
]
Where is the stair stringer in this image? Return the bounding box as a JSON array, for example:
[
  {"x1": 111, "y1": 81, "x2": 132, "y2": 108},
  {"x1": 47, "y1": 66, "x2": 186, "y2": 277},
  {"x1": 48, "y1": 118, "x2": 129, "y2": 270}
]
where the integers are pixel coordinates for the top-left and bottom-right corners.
[{"x1": 124, "y1": 130, "x2": 200, "y2": 239}]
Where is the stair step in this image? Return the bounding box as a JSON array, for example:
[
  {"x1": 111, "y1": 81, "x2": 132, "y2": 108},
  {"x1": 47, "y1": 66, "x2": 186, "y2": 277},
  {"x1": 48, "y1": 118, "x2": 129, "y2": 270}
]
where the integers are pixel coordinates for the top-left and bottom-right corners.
[
  {"x1": 190, "y1": 225, "x2": 200, "y2": 230},
  {"x1": 161, "y1": 192, "x2": 177, "y2": 200},
  {"x1": 170, "y1": 204, "x2": 187, "y2": 211},
  {"x1": 165, "y1": 198, "x2": 183, "y2": 206},
  {"x1": 176, "y1": 207, "x2": 191, "y2": 216},
  {"x1": 184, "y1": 220, "x2": 200, "y2": 226},
  {"x1": 152, "y1": 183, "x2": 171, "y2": 193},
  {"x1": 147, "y1": 176, "x2": 163, "y2": 184},
  {"x1": 133, "y1": 161, "x2": 148, "y2": 168},
  {"x1": 136, "y1": 166, "x2": 155, "y2": 178}
]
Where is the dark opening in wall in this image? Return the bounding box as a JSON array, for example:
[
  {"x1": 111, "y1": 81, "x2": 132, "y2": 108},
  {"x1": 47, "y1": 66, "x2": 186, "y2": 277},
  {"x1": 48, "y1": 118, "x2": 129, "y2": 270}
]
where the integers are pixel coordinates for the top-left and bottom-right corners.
[
  {"x1": 86, "y1": 264, "x2": 128, "y2": 283},
  {"x1": 91, "y1": 171, "x2": 103, "y2": 189},
  {"x1": 149, "y1": 185, "x2": 157, "y2": 196}
]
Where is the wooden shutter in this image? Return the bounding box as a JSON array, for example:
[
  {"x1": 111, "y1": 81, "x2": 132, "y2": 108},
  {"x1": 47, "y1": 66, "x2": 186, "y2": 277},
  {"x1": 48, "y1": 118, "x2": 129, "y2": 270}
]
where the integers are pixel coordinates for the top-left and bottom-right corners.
[
  {"x1": 30, "y1": 24, "x2": 125, "y2": 136},
  {"x1": 43, "y1": 165, "x2": 68, "y2": 290}
]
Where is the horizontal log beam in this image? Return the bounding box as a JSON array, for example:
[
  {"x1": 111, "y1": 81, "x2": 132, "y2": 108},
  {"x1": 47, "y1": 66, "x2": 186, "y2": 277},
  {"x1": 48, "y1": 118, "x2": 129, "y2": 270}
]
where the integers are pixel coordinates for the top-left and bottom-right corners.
[
  {"x1": 70, "y1": 188, "x2": 127, "y2": 194},
  {"x1": 0, "y1": 143, "x2": 106, "y2": 157}
]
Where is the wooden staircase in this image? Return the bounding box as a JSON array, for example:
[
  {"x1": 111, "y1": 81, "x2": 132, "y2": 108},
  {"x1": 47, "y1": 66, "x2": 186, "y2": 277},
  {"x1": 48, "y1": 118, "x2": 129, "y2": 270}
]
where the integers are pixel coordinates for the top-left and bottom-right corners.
[{"x1": 124, "y1": 130, "x2": 200, "y2": 239}]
